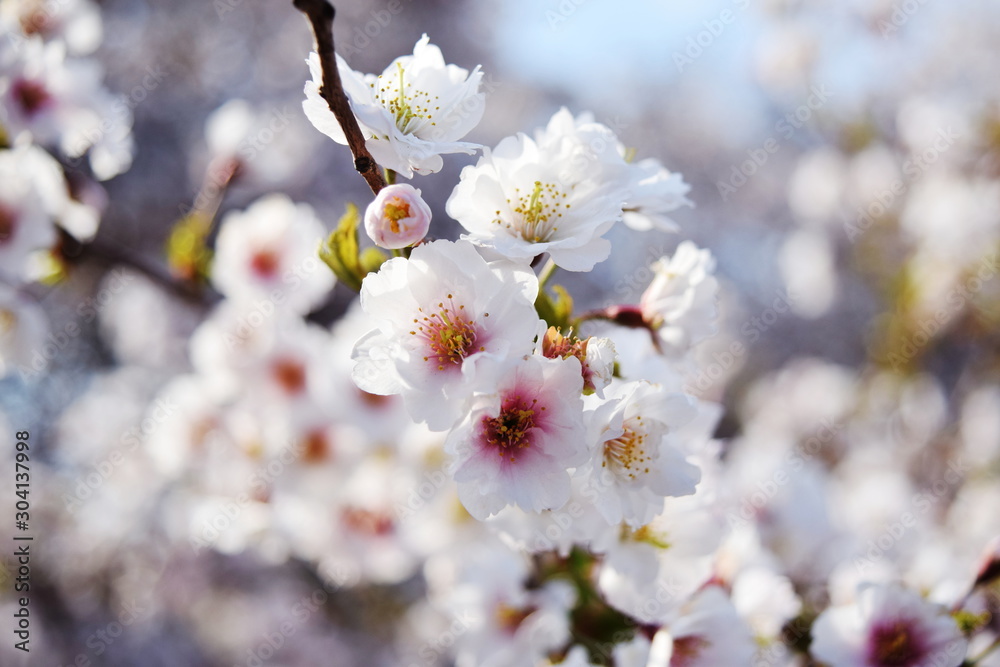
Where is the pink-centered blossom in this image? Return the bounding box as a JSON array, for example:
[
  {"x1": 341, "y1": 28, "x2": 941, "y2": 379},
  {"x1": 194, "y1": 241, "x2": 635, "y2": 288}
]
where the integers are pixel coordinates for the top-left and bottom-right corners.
[
  {"x1": 445, "y1": 355, "x2": 588, "y2": 520},
  {"x1": 810, "y1": 583, "x2": 967, "y2": 667},
  {"x1": 353, "y1": 239, "x2": 544, "y2": 431}
]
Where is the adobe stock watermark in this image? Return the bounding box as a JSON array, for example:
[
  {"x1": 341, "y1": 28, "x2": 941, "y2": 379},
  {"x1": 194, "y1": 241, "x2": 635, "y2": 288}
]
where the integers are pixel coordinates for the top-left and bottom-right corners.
[
  {"x1": 852, "y1": 458, "x2": 968, "y2": 574},
  {"x1": 65, "y1": 64, "x2": 169, "y2": 167},
  {"x1": 610, "y1": 243, "x2": 672, "y2": 302},
  {"x1": 18, "y1": 269, "x2": 134, "y2": 381},
  {"x1": 60, "y1": 598, "x2": 151, "y2": 667},
  {"x1": 844, "y1": 126, "x2": 958, "y2": 242},
  {"x1": 61, "y1": 395, "x2": 178, "y2": 513},
  {"x1": 233, "y1": 588, "x2": 329, "y2": 667},
  {"x1": 222, "y1": 252, "x2": 325, "y2": 350},
  {"x1": 673, "y1": 0, "x2": 752, "y2": 73},
  {"x1": 339, "y1": 0, "x2": 416, "y2": 58},
  {"x1": 882, "y1": 251, "x2": 998, "y2": 371},
  {"x1": 683, "y1": 290, "x2": 800, "y2": 395},
  {"x1": 237, "y1": 106, "x2": 294, "y2": 163},
  {"x1": 716, "y1": 85, "x2": 833, "y2": 201},
  {"x1": 545, "y1": 0, "x2": 591, "y2": 30},
  {"x1": 181, "y1": 106, "x2": 295, "y2": 218},
  {"x1": 394, "y1": 468, "x2": 449, "y2": 520},
  {"x1": 726, "y1": 417, "x2": 844, "y2": 530},
  {"x1": 878, "y1": 0, "x2": 935, "y2": 38}
]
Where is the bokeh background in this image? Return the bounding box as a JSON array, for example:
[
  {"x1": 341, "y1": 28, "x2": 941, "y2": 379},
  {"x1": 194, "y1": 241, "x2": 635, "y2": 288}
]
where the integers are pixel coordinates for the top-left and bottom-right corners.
[{"x1": 2, "y1": 0, "x2": 999, "y2": 664}]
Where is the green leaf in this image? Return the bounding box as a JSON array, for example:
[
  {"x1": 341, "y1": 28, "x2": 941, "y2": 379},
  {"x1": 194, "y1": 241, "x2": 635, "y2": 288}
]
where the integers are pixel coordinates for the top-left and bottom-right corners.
[
  {"x1": 319, "y1": 203, "x2": 364, "y2": 291},
  {"x1": 359, "y1": 246, "x2": 389, "y2": 275},
  {"x1": 535, "y1": 284, "x2": 574, "y2": 330},
  {"x1": 166, "y1": 211, "x2": 213, "y2": 283}
]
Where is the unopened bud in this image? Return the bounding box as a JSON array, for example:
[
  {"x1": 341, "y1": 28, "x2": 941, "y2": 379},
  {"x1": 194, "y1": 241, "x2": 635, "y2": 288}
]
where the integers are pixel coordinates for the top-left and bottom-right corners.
[{"x1": 364, "y1": 184, "x2": 431, "y2": 249}]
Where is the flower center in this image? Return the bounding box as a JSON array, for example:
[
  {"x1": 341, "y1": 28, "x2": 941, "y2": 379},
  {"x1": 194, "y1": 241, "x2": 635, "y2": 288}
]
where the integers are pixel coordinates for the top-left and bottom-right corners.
[
  {"x1": 301, "y1": 430, "x2": 331, "y2": 463},
  {"x1": 272, "y1": 358, "x2": 306, "y2": 395},
  {"x1": 496, "y1": 180, "x2": 570, "y2": 243},
  {"x1": 372, "y1": 63, "x2": 440, "y2": 135},
  {"x1": 627, "y1": 524, "x2": 671, "y2": 549},
  {"x1": 671, "y1": 636, "x2": 710, "y2": 667},
  {"x1": 411, "y1": 295, "x2": 484, "y2": 371},
  {"x1": 383, "y1": 198, "x2": 411, "y2": 234},
  {"x1": 341, "y1": 507, "x2": 394, "y2": 536},
  {"x1": 602, "y1": 417, "x2": 652, "y2": 480},
  {"x1": 0, "y1": 205, "x2": 16, "y2": 246},
  {"x1": 250, "y1": 249, "x2": 280, "y2": 278},
  {"x1": 869, "y1": 622, "x2": 923, "y2": 666},
  {"x1": 13, "y1": 78, "x2": 52, "y2": 116},
  {"x1": 495, "y1": 602, "x2": 538, "y2": 635},
  {"x1": 482, "y1": 395, "x2": 542, "y2": 462}
]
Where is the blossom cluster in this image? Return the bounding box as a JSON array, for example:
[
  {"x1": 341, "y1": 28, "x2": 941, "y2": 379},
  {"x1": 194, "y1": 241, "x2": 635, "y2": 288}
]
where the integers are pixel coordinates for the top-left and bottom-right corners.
[
  {"x1": 0, "y1": 0, "x2": 134, "y2": 377},
  {"x1": 4, "y1": 4, "x2": 1000, "y2": 667}
]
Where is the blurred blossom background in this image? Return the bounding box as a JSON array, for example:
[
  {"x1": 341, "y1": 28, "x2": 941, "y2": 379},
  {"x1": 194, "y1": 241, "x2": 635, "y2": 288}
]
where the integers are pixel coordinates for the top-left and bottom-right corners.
[{"x1": 2, "y1": 0, "x2": 999, "y2": 665}]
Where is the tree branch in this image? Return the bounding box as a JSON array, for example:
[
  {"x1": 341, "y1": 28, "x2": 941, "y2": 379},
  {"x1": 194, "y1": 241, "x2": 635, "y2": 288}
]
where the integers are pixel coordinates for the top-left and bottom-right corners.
[{"x1": 293, "y1": 0, "x2": 386, "y2": 195}]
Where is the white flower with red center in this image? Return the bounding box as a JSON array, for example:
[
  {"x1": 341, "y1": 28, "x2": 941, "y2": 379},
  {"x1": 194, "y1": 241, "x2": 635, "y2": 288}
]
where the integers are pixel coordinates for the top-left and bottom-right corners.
[
  {"x1": 616, "y1": 587, "x2": 755, "y2": 667},
  {"x1": 582, "y1": 380, "x2": 701, "y2": 527},
  {"x1": 211, "y1": 194, "x2": 333, "y2": 315},
  {"x1": 364, "y1": 183, "x2": 432, "y2": 249},
  {"x1": 425, "y1": 539, "x2": 576, "y2": 667},
  {"x1": 303, "y1": 34, "x2": 484, "y2": 178},
  {"x1": 444, "y1": 355, "x2": 588, "y2": 520},
  {"x1": 2, "y1": 0, "x2": 103, "y2": 55},
  {"x1": 447, "y1": 107, "x2": 631, "y2": 272},
  {"x1": 353, "y1": 239, "x2": 543, "y2": 430},
  {"x1": 0, "y1": 146, "x2": 58, "y2": 284},
  {"x1": 810, "y1": 583, "x2": 968, "y2": 667},
  {"x1": 639, "y1": 241, "x2": 719, "y2": 358},
  {"x1": 0, "y1": 37, "x2": 133, "y2": 179}
]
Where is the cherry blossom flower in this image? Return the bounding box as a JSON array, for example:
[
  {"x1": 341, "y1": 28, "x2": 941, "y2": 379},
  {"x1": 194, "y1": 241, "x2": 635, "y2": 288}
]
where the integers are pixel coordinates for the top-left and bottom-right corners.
[
  {"x1": 445, "y1": 355, "x2": 588, "y2": 519},
  {"x1": 616, "y1": 587, "x2": 756, "y2": 667},
  {"x1": 364, "y1": 183, "x2": 431, "y2": 249},
  {"x1": 303, "y1": 34, "x2": 484, "y2": 177},
  {"x1": 447, "y1": 108, "x2": 631, "y2": 271},
  {"x1": 810, "y1": 583, "x2": 967, "y2": 667},
  {"x1": 425, "y1": 540, "x2": 576, "y2": 667},
  {"x1": 211, "y1": 194, "x2": 334, "y2": 315},
  {"x1": 0, "y1": 145, "x2": 57, "y2": 283},
  {"x1": 353, "y1": 239, "x2": 544, "y2": 431},
  {"x1": 639, "y1": 241, "x2": 719, "y2": 358},
  {"x1": 2, "y1": 0, "x2": 103, "y2": 55},
  {"x1": 0, "y1": 36, "x2": 134, "y2": 179},
  {"x1": 580, "y1": 380, "x2": 701, "y2": 527}
]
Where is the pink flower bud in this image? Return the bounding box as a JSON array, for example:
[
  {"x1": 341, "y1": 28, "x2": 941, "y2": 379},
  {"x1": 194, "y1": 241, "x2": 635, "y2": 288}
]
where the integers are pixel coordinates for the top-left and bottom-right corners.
[{"x1": 364, "y1": 184, "x2": 432, "y2": 249}]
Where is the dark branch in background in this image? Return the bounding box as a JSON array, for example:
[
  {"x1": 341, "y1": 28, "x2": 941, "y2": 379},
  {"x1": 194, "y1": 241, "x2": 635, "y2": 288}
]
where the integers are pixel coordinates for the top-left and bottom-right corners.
[
  {"x1": 63, "y1": 231, "x2": 215, "y2": 308},
  {"x1": 293, "y1": 0, "x2": 386, "y2": 195}
]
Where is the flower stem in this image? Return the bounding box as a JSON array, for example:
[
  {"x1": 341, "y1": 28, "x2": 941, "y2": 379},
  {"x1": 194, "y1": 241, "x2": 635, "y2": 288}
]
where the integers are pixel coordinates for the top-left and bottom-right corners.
[
  {"x1": 385, "y1": 168, "x2": 396, "y2": 185},
  {"x1": 537, "y1": 258, "x2": 558, "y2": 289}
]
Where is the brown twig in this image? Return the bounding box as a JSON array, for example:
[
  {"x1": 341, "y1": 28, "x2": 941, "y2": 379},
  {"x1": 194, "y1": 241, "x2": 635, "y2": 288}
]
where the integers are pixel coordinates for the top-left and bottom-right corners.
[{"x1": 293, "y1": 0, "x2": 386, "y2": 195}]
